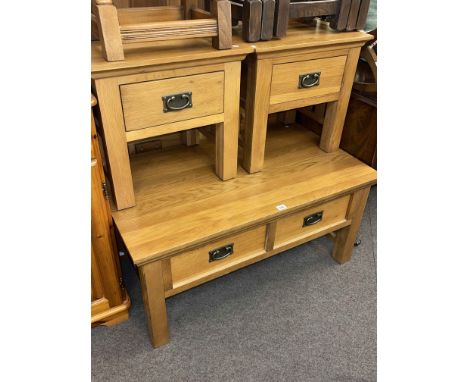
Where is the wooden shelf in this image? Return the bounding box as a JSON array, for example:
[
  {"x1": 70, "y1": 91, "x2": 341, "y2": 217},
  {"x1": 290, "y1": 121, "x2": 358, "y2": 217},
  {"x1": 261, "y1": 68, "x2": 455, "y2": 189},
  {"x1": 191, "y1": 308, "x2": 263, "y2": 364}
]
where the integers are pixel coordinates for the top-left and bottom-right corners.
[{"x1": 112, "y1": 122, "x2": 376, "y2": 266}]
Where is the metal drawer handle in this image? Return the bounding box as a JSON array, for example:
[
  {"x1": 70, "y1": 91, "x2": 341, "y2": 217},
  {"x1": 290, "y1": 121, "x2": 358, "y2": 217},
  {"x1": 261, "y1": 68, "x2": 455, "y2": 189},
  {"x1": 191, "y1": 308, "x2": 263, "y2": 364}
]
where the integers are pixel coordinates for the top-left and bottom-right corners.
[
  {"x1": 162, "y1": 92, "x2": 192, "y2": 112},
  {"x1": 209, "y1": 243, "x2": 234, "y2": 262},
  {"x1": 298, "y1": 72, "x2": 321, "y2": 89},
  {"x1": 303, "y1": 211, "x2": 323, "y2": 227}
]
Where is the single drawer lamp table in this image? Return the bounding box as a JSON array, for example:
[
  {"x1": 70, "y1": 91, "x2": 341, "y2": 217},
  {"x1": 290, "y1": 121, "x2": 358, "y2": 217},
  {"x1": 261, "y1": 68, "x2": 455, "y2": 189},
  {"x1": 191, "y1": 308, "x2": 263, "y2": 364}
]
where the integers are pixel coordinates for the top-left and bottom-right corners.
[
  {"x1": 91, "y1": 38, "x2": 253, "y2": 210},
  {"x1": 240, "y1": 21, "x2": 373, "y2": 173}
]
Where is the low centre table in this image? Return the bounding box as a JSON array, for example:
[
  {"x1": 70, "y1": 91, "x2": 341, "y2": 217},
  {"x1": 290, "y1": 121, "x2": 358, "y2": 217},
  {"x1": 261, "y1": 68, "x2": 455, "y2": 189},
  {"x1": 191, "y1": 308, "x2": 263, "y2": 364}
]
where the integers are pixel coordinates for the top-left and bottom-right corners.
[{"x1": 112, "y1": 122, "x2": 377, "y2": 347}]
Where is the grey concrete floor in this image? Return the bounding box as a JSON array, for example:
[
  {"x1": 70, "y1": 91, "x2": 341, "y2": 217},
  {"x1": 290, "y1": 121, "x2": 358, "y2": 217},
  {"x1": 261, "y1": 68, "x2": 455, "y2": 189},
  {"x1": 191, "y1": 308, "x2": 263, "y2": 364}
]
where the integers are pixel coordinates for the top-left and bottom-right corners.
[{"x1": 92, "y1": 186, "x2": 377, "y2": 382}]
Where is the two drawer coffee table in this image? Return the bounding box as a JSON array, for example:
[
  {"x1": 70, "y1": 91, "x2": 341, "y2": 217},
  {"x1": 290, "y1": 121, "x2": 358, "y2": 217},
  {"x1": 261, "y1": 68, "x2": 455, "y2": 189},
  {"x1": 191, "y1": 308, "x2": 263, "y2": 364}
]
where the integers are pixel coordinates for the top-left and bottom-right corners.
[{"x1": 112, "y1": 123, "x2": 377, "y2": 347}]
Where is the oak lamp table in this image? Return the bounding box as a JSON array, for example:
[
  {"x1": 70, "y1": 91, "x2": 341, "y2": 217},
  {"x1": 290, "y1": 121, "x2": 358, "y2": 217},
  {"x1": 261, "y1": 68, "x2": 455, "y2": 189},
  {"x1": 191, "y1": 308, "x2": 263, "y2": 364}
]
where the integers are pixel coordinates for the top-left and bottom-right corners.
[
  {"x1": 91, "y1": 38, "x2": 253, "y2": 210},
  {"x1": 112, "y1": 122, "x2": 377, "y2": 348},
  {"x1": 240, "y1": 21, "x2": 374, "y2": 173}
]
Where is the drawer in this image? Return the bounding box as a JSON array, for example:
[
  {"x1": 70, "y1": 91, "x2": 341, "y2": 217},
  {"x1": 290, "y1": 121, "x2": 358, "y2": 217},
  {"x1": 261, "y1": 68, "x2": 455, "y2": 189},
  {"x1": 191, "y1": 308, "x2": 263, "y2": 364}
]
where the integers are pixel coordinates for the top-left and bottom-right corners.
[
  {"x1": 170, "y1": 225, "x2": 267, "y2": 289},
  {"x1": 274, "y1": 195, "x2": 350, "y2": 249},
  {"x1": 269, "y1": 55, "x2": 347, "y2": 106},
  {"x1": 120, "y1": 71, "x2": 224, "y2": 132}
]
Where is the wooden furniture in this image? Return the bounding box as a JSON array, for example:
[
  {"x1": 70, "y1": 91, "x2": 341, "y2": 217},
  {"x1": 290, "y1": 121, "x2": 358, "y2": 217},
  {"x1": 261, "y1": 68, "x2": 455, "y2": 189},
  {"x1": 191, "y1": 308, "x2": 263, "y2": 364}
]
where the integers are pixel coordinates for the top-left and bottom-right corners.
[
  {"x1": 91, "y1": 39, "x2": 253, "y2": 210},
  {"x1": 227, "y1": 0, "x2": 371, "y2": 43},
  {"x1": 92, "y1": 0, "x2": 232, "y2": 61},
  {"x1": 91, "y1": 95, "x2": 131, "y2": 327},
  {"x1": 241, "y1": 21, "x2": 373, "y2": 173},
  {"x1": 274, "y1": 0, "x2": 371, "y2": 38},
  {"x1": 230, "y1": 0, "x2": 276, "y2": 42},
  {"x1": 298, "y1": 29, "x2": 377, "y2": 167},
  {"x1": 112, "y1": 121, "x2": 376, "y2": 347}
]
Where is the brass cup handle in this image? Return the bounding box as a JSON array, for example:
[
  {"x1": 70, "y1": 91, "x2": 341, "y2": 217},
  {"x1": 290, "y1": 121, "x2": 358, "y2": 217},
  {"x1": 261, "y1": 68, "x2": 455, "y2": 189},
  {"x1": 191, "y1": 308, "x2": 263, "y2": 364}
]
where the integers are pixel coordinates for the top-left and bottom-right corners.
[
  {"x1": 166, "y1": 94, "x2": 191, "y2": 111},
  {"x1": 299, "y1": 72, "x2": 321, "y2": 89}
]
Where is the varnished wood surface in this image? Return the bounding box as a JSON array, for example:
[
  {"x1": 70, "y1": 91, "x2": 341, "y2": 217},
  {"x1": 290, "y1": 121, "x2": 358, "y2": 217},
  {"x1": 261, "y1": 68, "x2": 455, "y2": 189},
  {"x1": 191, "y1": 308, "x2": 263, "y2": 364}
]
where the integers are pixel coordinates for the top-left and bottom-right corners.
[
  {"x1": 121, "y1": 71, "x2": 224, "y2": 131},
  {"x1": 91, "y1": 22, "x2": 370, "y2": 75},
  {"x1": 274, "y1": 194, "x2": 349, "y2": 248},
  {"x1": 113, "y1": 122, "x2": 376, "y2": 265},
  {"x1": 91, "y1": 37, "x2": 252, "y2": 75},
  {"x1": 233, "y1": 20, "x2": 373, "y2": 55},
  {"x1": 91, "y1": 95, "x2": 130, "y2": 326},
  {"x1": 269, "y1": 54, "x2": 346, "y2": 106}
]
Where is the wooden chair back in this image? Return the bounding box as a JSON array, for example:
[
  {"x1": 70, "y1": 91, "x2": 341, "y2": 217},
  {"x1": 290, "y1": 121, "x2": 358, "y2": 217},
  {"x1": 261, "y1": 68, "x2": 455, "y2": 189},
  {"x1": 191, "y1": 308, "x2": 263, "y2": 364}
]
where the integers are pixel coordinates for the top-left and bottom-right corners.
[{"x1": 92, "y1": 0, "x2": 232, "y2": 61}]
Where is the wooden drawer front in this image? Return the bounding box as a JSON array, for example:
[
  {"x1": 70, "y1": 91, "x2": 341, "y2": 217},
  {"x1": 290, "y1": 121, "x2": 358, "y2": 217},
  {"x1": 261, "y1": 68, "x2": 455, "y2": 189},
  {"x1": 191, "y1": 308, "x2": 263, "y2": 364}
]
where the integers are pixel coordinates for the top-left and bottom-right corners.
[
  {"x1": 274, "y1": 195, "x2": 350, "y2": 248},
  {"x1": 120, "y1": 71, "x2": 224, "y2": 132},
  {"x1": 269, "y1": 56, "x2": 347, "y2": 106},
  {"x1": 170, "y1": 226, "x2": 267, "y2": 289}
]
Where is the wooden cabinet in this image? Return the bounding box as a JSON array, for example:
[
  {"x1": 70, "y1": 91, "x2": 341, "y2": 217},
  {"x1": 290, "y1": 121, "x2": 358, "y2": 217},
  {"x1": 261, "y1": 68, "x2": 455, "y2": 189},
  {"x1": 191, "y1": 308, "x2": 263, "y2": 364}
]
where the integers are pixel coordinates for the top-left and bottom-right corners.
[
  {"x1": 92, "y1": 39, "x2": 253, "y2": 210},
  {"x1": 241, "y1": 21, "x2": 373, "y2": 173},
  {"x1": 91, "y1": 95, "x2": 131, "y2": 327}
]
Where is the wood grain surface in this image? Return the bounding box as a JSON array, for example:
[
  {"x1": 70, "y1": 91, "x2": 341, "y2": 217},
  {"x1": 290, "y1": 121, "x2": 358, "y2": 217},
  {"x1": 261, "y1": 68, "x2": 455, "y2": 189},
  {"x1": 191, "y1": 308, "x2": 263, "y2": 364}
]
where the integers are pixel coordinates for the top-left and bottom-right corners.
[
  {"x1": 120, "y1": 71, "x2": 224, "y2": 131},
  {"x1": 113, "y1": 122, "x2": 377, "y2": 265}
]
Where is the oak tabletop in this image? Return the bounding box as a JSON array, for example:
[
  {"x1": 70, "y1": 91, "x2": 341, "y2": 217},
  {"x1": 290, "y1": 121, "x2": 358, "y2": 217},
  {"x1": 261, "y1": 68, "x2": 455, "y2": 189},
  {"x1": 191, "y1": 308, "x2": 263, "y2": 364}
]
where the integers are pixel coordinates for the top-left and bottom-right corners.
[
  {"x1": 91, "y1": 37, "x2": 253, "y2": 75},
  {"x1": 112, "y1": 123, "x2": 377, "y2": 266},
  {"x1": 232, "y1": 21, "x2": 373, "y2": 55}
]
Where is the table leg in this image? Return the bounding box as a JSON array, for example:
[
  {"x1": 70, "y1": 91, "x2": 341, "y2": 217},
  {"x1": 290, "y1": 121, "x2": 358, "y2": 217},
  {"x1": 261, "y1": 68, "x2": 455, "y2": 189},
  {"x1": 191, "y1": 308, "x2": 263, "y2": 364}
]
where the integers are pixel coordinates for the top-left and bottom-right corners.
[
  {"x1": 216, "y1": 61, "x2": 241, "y2": 180},
  {"x1": 278, "y1": 110, "x2": 297, "y2": 126},
  {"x1": 94, "y1": 78, "x2": 135, "y2": 210},
  {"x1": 242, "y1": 57, "x2": 273, "y2": 173},
  {"x1": 320, "y1": 47, "x2": 361, "y2": 152},
  {"x1": 332, "y1": 187, "x2": 370, "y2": 264},
  {"x1": 139, "y1": 261, "x2": 170, "y2": 348},
  {"x1": 183, "y1": 130, "x2": 200, "y2": 146}
]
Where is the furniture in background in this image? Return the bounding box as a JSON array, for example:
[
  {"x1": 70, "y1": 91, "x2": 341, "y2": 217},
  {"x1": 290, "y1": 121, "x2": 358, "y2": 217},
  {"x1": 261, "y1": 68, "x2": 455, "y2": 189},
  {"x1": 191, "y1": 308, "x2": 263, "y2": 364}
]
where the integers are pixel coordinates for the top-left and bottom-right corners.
[
  {"x1": 230, "y1": 0, "x2": 276, "y2": 42},
  {"x1": 91, "y1": 39, "x2": 252, "y2": 210},
  {"x1": 297, "y1": 29, "x2": 377, "y2": 168},
  {"x1": 91, "y1": 95, "x2": 131, "y2": 327},
  {"x1": 274, "y1": 0, "x2": 371, "y2": 38},
  {"x1": 226, "y1": 0, "x2": 371, "y2": 43},
  {"x1": 241, "y1": 20, "x2": 372, "y2": 173},
  {"x1": 91, "y1": 0, "x2": 232, "y2": 61}
]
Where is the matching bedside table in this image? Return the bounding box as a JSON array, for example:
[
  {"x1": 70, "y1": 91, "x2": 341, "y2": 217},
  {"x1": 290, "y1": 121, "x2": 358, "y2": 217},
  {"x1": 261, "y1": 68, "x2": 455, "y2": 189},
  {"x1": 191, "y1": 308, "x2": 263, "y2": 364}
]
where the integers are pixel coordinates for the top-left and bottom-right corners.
[
  {"x1": 92, "y1": 38, "x2": 253, "y2": 210},
  {"x1": 240, "y1": 21, "x2": 373, "y2": 173}
]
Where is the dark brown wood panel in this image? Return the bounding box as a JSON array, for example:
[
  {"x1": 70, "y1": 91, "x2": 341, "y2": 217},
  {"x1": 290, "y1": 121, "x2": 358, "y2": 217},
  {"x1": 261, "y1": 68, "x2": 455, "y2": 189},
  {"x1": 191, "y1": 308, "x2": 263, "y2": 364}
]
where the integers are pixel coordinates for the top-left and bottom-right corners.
[
  {"x1": 330, "y1": 0, "x2": 351, "y2": 31},
  {"x1": 288, "y1": 0, "x2": 338, "y2": 19},
  {"x1": 346, "y1": 0, "x2": 361, "y2": 31},
  {"x1": 261, "y1": 0, "x2": 276, "y2": 40}
]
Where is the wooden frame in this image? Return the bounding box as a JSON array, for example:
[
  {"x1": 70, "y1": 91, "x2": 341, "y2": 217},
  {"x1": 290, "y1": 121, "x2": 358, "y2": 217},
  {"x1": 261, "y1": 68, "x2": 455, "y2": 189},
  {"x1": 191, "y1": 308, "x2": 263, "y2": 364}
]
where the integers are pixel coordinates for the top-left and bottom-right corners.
[
  {"x1": 93, "y1": 60, "x2": 243, "y2": 210},
  {"x1": 92, "y1": 0, "x2": 232, "y2": 61},
  {"x1": 230, "y1": 0, "x2": 276, "y2": 42},
  {"x1": 91, "y1": 95, "x2": 131, "y2": 327},
  {"x1": 229, "y1": 0, "x2": 370, "y2": 42}
]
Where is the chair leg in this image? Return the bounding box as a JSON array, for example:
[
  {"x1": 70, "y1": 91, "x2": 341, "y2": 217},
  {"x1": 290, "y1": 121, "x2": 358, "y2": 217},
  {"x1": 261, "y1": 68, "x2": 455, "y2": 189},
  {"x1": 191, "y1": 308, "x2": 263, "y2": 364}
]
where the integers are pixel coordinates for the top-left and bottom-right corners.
[
  {"x1": 212, "y1": 0, "x2": 232, "y2": 49},
  {"x1": 95, "y1": 2, "x2": 125, "y2": 61}
]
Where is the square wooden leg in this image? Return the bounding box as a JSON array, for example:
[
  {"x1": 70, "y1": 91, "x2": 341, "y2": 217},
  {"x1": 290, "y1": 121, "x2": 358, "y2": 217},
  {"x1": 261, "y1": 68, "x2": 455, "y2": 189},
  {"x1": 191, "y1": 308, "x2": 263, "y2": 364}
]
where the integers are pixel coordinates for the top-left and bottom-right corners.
[
  {"x1": 320, "y1": 47, "x2": 361, "y2": 152},
  {"x1": 139, "y1": 261, "x2": 170, "y2": 348},
  {"x1": 242, "y1": 57, "x2": 273, "y2": 173},
  {"x1": 215, "y1": 61, "x2": 241, "y2": 180},
  {"x1": 332, "y1": 187, "x2": 370, "y2": 264},
  {"x1": 183, "y1": 130, "x2": 200, "y2": 146},
  {"x1": 278, "y1": 110, "x2": 297, "y2": 125}
]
